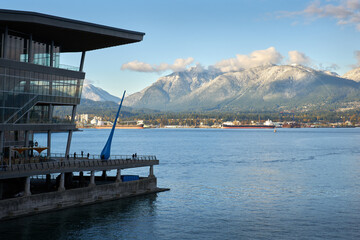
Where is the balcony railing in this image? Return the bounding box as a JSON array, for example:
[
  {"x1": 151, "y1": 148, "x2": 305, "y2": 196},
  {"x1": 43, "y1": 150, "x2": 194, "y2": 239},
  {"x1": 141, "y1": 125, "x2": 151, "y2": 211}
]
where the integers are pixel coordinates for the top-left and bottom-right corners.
[
  {"x1": 0, "y1": 155, "x2": 159, "y2": 179},
  {"x1": 58, "y1": 64, "x2": 80, "y2": 71},
  {"x1": 49, "y1": 153, "x2": 157, "y2": 161}
]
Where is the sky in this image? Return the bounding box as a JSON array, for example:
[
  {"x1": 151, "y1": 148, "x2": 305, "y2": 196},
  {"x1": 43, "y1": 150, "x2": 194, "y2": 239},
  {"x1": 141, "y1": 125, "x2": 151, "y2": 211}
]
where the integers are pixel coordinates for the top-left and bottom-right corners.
[{"x1": 3, "y1": 0, "x2": 360, "y2": 97}]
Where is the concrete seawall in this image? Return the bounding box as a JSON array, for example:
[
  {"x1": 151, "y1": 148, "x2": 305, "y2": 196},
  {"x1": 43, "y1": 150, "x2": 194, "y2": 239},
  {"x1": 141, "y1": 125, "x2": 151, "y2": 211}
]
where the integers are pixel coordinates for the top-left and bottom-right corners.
[{"x1": 0, "y1": 177, "x2": 167, "y2": 220}]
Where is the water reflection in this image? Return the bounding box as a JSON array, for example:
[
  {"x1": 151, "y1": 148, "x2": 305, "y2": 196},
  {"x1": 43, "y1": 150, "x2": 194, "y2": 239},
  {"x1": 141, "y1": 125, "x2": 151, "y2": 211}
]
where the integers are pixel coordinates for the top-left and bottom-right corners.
[{"x1": 0, "y1": 194, "x2": 158, "y2": 240}]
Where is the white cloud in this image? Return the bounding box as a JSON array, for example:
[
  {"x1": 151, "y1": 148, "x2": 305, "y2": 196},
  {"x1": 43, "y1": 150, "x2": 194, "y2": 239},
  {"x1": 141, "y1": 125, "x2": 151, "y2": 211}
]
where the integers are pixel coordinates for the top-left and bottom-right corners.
[
  {"x1": 326, "y1": 63, "x2": 340, "y2": 71},
  {"x1": 121, "y1": 57, "x2": 194, "y2": 73},
  {"x1": 288, "y1": 50, "x2": 311, "y2": 65},
  {"x1": 347, "y1": 0, "x2": 360, "y2": 10},
  {"x1": 121, "y1": 60, "x2": 154, "y2": 72},
  {"x1": 351, "y1": 50, "x2": 360, "y2": 67},
  {"x1": 279, "y1": 0, "x2": 360, "y2": 31},
  {"x1": 213, "y1": 47, "x2": 283, "y2": 72}
]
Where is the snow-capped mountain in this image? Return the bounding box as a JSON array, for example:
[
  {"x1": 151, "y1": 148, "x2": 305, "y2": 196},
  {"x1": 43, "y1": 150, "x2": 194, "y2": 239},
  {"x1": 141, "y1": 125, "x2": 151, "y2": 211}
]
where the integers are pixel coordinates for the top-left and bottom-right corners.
[
  {"x1": 81, "y1": 81, "x2": 121, "y2": 103},
  {"x1": 123, "y1": 65, "x2": 360, "y2": 111},
  {"x1": 342, "y1": 67, "x2": 360, "y2": 82},
  {"x1": 123, "y1": 65, "x2": 221, "y2": 109}
]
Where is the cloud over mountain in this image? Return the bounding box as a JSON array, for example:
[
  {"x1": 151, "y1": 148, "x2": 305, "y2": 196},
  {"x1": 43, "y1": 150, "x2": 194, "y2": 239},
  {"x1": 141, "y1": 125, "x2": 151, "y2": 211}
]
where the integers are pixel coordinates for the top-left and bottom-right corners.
[
  {"x1": 288, "y1": 51, "x2": 311, "y2": 65},
  {"x1": 121, "y1": 57, "x2": 194, "y2": 73},
  {"x1": 279, "y1": 0, "x2": 360, "y2": 31},
  {"x1": 213, "y1": 47, "x2": 283, "y2": 72},
  {"x1": 121, "y1": 47, "x2": 335, "y2": 75},
  {"x1": 353, "y1": 50, "x2": 360, "y2": 67}
]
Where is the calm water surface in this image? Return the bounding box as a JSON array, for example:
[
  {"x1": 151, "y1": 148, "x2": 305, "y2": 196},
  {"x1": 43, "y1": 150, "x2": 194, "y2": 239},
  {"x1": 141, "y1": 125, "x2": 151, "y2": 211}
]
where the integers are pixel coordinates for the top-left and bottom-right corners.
[{"x1": 1, "y1": 128, "x2": 360, "y2": 239}]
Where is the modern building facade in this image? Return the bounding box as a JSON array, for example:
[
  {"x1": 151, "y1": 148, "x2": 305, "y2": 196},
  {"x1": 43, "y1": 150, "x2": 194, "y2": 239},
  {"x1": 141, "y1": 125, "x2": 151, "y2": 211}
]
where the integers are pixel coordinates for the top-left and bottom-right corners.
[
  {"x1": 0, "y1": 10, "x2": 166, "y2": 220},
  {"x1": 0, "y1": 9, "x2": 145, "y2": 161}
]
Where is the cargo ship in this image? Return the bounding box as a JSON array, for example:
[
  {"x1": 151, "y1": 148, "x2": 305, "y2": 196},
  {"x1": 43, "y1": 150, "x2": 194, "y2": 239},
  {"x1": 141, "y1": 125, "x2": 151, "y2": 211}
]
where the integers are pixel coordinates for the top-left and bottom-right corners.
[
  {"x1": 95, "y1": 120, "x2": 144, "y2": 129},
  {"x1": 222, "y1": 119, "x2": 275, "y2": 129}
]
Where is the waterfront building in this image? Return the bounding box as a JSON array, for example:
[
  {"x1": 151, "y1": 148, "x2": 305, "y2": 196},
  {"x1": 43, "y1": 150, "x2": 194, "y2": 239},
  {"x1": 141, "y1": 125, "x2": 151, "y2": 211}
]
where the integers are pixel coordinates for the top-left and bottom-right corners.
[
  {"x1": 0, "y1": 9, "x2": 166, "y2": 220},
  {"x1": 76, "y1": 114, "x2": 89, "y2": 124}
]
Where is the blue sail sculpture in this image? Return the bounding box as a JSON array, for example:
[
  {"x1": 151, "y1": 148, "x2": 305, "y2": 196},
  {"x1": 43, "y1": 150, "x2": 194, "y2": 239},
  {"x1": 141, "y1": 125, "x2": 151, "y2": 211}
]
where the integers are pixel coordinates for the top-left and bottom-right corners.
[{"x1": 100, "y1": 90, "x2": 126, "y2": 160}]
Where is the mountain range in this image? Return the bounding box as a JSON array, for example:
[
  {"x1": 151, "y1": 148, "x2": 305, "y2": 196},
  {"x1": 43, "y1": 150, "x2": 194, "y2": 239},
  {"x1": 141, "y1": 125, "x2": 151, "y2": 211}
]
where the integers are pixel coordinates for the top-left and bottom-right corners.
[
  {"x1": 82, "y1": 64, "x2": 360, "y2": 112},
  {"x1": 82, "y1": 81, "x2": 121, "y2": 103}
]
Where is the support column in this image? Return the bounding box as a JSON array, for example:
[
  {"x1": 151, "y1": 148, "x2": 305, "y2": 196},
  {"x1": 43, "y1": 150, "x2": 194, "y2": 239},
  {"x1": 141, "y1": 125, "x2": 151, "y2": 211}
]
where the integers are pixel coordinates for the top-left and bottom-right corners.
[
  {"x1": 58, "y1": 173, "x2": 65, "y2": 191},
  {"x1": 102, "y1": 170, "x2": 107, "y2": 181},
  {"x1": 3, "y1": 25, "x2": 8, "y2": 59},
  {"x1": 116, "y1": 169, "x2": 122, "y2": 182},
  {"x1": 24, "y1": 176, "x2": 31, "y2": 196},
  {"x1": 79, "y1": 171, "x2": 84, "y2": 187},
  {"x1": 0, "y1": 131, "x2": 4, "y2": 166},
  {"x1": 24, "y1": 130, "x2": 29, "y2": 162},
  {"x1": 0, "y1": 182, "x2": 3, "y2": 200},
  {"x1": 65, "y1": 130, "x2": 72, "y2": 158},
  {"x1": 71, "y1": 105, "x2": 77, "y2": 121},
  {"x1": 47, "y1": 104, "x2": 53, "y2": 159},
  {"x1": 65, "y1": 105, "x2": 77, "y2": 158},
  {"x1": 149, "y1": 165, "x2": 154, "y2": 178},
  {"x1": 46, "y1": 174, "x2": 51, "y2": 190},
  {"x1": 47, "y1": 130, "x2": 51, "y2": 158},
  {"x1": 28, "y1": 34, "x2": 33, "y2": 63},
  {"x1": 8, "y1": 146, "x2": 12, "y2": 167},
  {"x1": 89, "y1": 171, "x2": 95, "y2": 187},
  {"x1": 79, "y1": 51, "x2": 86, "y2": 72},
  {"x1": 50, "y1": 41, "x2": 54, "y2": 67}
]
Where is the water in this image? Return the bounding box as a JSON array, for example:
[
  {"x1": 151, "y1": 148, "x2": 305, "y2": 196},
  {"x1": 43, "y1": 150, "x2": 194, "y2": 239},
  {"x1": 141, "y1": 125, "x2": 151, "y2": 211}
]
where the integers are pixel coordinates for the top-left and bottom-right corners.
[{"x1": 1, "y1": 128, "x2": 360, "y2": 239}]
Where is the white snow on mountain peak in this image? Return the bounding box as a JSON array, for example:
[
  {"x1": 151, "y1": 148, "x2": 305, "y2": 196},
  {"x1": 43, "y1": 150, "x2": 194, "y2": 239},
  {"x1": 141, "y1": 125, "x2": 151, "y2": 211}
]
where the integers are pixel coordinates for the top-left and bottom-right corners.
[
  {"x1": 342, "y1": 67, "x2": 360, "y2": 82},
  {"x1": 82, "y1": 81, "x2": 121, "y2": 103},
  {"x1": 84, "y1": 64, "x2": 360, "y2": 111}
]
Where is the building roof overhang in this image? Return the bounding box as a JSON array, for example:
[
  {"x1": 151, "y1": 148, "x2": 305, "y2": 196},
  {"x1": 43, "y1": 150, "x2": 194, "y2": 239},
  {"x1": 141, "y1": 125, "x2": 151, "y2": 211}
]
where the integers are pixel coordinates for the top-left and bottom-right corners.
[{"x1": 0, "y1": 9, "x2": 145, "y2": 52}]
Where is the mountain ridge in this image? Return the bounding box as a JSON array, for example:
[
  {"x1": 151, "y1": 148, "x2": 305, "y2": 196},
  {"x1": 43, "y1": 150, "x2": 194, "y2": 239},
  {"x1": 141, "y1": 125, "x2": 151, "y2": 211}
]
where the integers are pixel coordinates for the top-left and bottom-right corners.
[
  {"x1": 82, "y1": 81, "x2": 122, "y2": 103},
  {"x1": 123, "y1": 64, "x2": 360, "y2": 112}
]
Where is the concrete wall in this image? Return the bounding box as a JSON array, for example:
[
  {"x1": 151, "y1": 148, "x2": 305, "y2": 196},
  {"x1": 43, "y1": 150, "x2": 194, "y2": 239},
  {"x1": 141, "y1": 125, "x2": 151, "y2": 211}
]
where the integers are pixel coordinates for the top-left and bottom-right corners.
[{"x1": 0, "y1": 177, "x2": 159, "y2": 220}]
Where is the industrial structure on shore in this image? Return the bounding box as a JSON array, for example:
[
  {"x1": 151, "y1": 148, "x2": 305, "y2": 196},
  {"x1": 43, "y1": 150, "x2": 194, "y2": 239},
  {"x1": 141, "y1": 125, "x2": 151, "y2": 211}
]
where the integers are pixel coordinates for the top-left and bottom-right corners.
[{"x1": 0, "y1": 9, "x2": 167, "y2": 220}]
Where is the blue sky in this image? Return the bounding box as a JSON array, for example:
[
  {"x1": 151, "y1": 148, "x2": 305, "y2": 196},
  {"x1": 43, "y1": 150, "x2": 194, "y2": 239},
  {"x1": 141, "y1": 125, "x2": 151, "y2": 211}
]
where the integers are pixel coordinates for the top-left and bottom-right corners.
[{"x1": 3, "y1": 0, "x2": 360, "y2": 96}]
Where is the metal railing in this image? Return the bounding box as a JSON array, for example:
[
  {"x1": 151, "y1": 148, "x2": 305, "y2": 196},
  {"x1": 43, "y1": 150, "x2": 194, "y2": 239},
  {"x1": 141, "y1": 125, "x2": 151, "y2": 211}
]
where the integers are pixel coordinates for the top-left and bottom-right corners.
[
  {"x1": 0, "y1": 155, "x2": 158, "y2": 177},
  {"x1": 49, "y1": 153, "x2": 157, "y2": 161},
  {"x1": 59, "y1": 64, "x2": 79, "y2": 71}
]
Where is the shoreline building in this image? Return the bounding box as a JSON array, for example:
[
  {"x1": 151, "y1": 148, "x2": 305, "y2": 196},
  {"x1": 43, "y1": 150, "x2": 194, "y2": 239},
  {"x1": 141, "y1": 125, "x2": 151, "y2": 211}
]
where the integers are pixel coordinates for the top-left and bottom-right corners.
[{"x1": 0, "y1": 9, "x2": 167, "y2": 220}]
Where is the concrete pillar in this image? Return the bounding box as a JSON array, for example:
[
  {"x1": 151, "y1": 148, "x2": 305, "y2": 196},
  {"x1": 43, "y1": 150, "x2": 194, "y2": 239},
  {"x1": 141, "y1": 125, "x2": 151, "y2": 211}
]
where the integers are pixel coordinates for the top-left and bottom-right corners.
[
  {"x1": 58, "y1": 173, "x2": 65, "y2": 191},
  {"x1": 24, "y1": 176, "x2": 31, "y2": 196},
  {"x1": 89, "y1": 171, "x2": 95, "y2": 187},
  {"x1": 116, "y1": 169, "x2": 122, "y2": 182},
  {"x1": 149, "y1": 165, "x2": 154, "y2": 178}
]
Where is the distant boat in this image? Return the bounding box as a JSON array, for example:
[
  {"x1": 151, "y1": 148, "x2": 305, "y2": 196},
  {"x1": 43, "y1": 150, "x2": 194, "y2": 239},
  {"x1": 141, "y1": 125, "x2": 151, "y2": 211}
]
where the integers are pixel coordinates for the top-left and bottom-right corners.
[{"x1": 222, "y1": 120, "x2": 275, "y2": 129}]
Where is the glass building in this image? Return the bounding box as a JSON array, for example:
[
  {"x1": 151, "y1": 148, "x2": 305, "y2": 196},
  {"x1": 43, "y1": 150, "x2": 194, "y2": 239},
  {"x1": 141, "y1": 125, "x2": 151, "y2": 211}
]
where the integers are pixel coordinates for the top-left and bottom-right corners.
[{"x1": 0, "y1": 9, "x2": 144, "y2": 163}]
